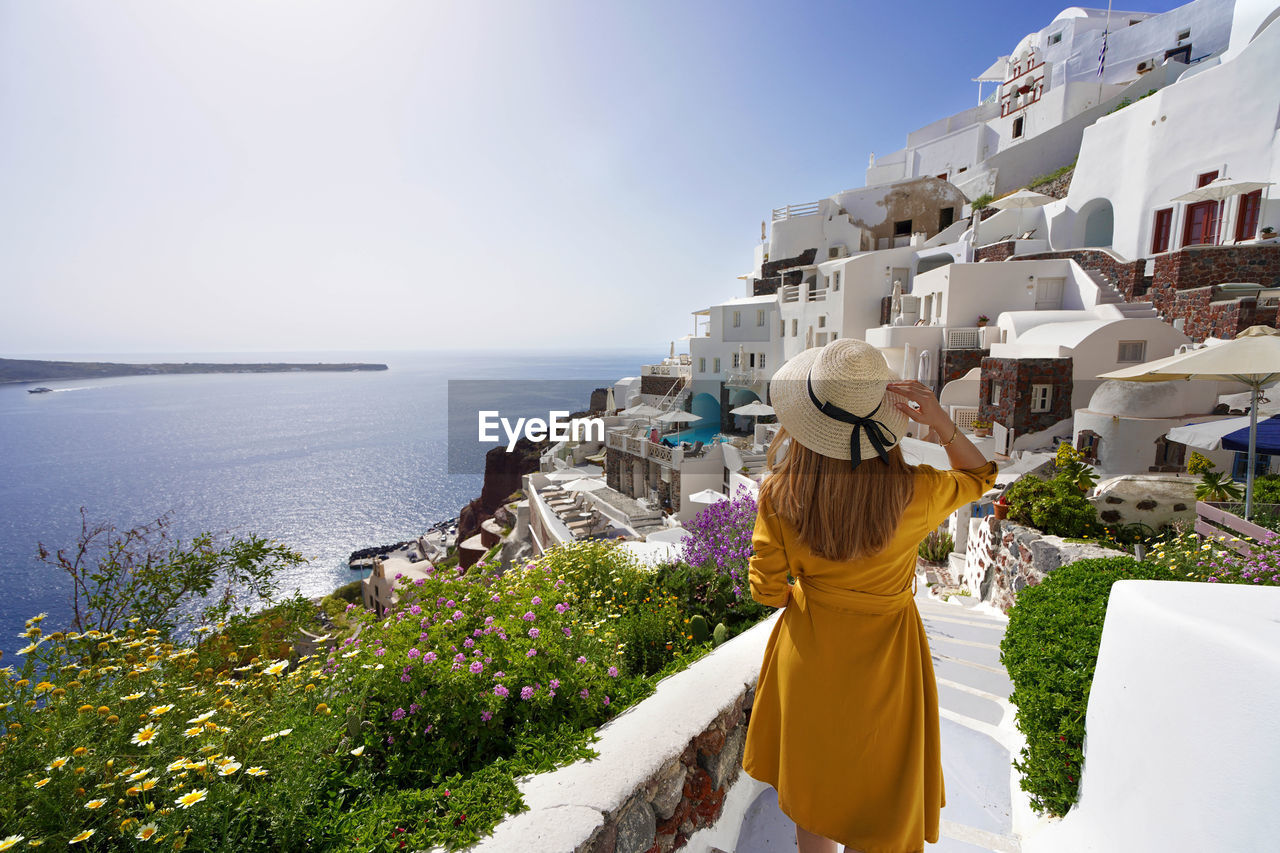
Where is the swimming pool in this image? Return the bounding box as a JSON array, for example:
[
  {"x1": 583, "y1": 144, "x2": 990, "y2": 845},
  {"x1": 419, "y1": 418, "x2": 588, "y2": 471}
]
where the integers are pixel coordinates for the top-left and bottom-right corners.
[{"x1": 668, "y1": 424, "x2": 727, "y2": 445}]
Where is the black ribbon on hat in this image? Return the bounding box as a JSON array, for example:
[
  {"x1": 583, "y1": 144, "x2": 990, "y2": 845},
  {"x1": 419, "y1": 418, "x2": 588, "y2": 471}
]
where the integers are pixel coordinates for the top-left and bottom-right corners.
[{"x1": 807, "y1": 371, "x2": 895, "y2": 469}]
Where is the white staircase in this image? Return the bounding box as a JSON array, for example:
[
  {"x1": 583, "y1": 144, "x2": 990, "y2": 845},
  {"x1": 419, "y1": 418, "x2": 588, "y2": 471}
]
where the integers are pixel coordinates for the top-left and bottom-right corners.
[{"x1": 1085, "y1": 268, "x2": 1158, "y2": 319}]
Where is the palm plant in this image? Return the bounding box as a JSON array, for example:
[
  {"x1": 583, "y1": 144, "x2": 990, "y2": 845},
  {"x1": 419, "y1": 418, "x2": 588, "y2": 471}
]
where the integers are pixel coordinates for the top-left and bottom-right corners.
[{"x1": 1195, "y1": 472, "x2": 1244, "y2": 502}]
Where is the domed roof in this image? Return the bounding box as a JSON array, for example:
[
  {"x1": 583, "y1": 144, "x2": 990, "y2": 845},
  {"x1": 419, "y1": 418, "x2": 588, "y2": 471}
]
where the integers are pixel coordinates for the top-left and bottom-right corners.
[{"x1": 1088, "y1": 380, "x2": 1193, "y2": 418}]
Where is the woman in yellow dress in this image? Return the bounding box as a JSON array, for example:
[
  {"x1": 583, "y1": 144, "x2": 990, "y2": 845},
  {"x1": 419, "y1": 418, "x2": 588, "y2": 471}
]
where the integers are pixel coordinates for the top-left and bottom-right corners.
[{"x1": 740, "y1": 339, "x2": 997, "y2": 853}]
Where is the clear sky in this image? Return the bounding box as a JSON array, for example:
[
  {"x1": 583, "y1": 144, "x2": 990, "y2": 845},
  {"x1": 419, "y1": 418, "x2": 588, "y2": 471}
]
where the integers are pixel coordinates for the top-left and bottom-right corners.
[{"x1": 0, "y1": 0, "x2": 1181, "y2": 355}]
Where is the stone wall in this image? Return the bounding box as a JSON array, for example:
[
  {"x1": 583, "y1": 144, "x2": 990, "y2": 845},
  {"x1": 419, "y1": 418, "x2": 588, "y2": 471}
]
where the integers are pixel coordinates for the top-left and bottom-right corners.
[
  {"x1": 1150, "y1": 245, "x2": 1280, "y2": 341},
  {"x1": 1015, "y1": 249, "x2": 1149, "y2": 300},
  {"x1": 640, "y1": 375, "x2": 683, "y2": 398},
  {"x1": 940, "y1": 349, "x2": 985, "y2": 387},
  {"x1": 761, "y1": 248, "x2": 818, "y2": 280},
  {"x1": 975, "y1": 240, "x2": 1016, "y2": 263},
  {"x1": 978, "y1": 357, "x2": 1073, "y2": 437},
  {"x1": 1027, "y1": 167, "x2": 1074, "y2": 200},
  {"x1": 580, "y1": 692, "x2": 753, "y2": 853},
  {"x1": 963, "y1": 517, "x2": 1125, "y2": 613}
]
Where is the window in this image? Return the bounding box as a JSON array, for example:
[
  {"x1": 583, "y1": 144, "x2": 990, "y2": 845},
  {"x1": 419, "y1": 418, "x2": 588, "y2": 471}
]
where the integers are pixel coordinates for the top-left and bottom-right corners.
[
  {"x1": 991, "y1": 382, "x2": 1002, "y2": 405},
  {"x1": 1012, "y1": 116, "x2": 1024, "y2": 138},
  {"x1": 1197, "y1": 170, "x2": 1219, "y2": 188},
  {"x1": 833, "y1": 271, "x2": 841, "y2": 291},
  {"x1": 731, "y1": 352, "x2": 740, "y2": 369},
  {"x1": 1151, "y1": 207, "x2": 1173, "y2": 253},
  {"x1": 1233, "y1": 452, "x2": 1271, "y2": 480},
  {"x1": 1048, "y1": 32, "x2": 1062, "y2": 45},
  {"x1": 1177, "y1": 28, "x2": 1191, "y2": 41},
  {"x1": 1031, "y1": 384, "x2": 1053, "y2": 412},
  {"x1": 732, "y1": 310, "x2": 741, "y2": 327},
  {"x1": 791, "y1": 319, "x2": 798, "y2": 336},
  {"x1": 1236, "y1": 190, "x2": 1263, "y2": 241},
  {"x1": 750, "y1": 353, "x2": 758, "y2": 368},
  {"x1": 940, "y1": 207, "x2": 955, "y2": 230},
  {"x1": 756, "y1": 309, "x2": 765, "y2": 326},
  {"x1": 698, "y1": 357, "x2": 706, "y2": 373},
  {"x1": 818, "y1": 315, "x2": 827, "y2": 328},
  {"x1": 779, "y1": 319, "x2": 785, "y2": 337},
  {"x1": 831, "y1": 332, "x2": 837, "y2": 340},
  {"x1": 1183, "y1": 200, "x2": 1220, "y2": 247},
  {"x1": 759, "y1": 354, "x2": 766, "y2": 370},
  {"x1": 894, "y1": 220, "x2": 912, "y2": 237},
  {"x1": 1117, "y1": 340, "x2": 1147, "y2": 363},
  {"x1": 713, "y1": 357, "x2": 721, "y2": 374}
]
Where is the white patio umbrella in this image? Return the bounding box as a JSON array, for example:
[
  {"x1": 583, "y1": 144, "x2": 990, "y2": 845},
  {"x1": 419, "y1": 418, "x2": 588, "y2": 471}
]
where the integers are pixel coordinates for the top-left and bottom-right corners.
[
  {"x1": 688, "y1": 488, "x2": 728, "y2": 504},
  {"x1": 1099, "y1": 325, "x2": 1280, "y2": 517},
  {"x1": 561, "y1": 478, "x2": 607, "y2": 493},
  {"x1": 605, "y1": 386, "x2": 616, "y2": 414},
  {"x1": 669, "y1": 340, "x2": 675, "y2": 359},
  {"x1": 620, "y1": 403, "x2": 663, "y2": 418},
  {"x1": 656, "y1": 410, "x2": 700, "y2": 425},
  {"x1": 730, "y1": 401, "x2": 775, "y2": 417},
  {"x1": 989, "y1": 188, "x2": 1054, "y2": 237}
]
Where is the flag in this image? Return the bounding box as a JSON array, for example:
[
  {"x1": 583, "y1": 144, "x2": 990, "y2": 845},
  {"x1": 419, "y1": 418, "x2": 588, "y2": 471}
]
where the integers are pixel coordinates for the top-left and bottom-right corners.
[{"x1": 1097, "y1": 29, "x2": 1109, "y2": 77}]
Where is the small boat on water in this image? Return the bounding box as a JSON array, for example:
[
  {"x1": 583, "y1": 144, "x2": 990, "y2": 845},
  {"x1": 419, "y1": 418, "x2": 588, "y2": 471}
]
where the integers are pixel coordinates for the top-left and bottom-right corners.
[{"x1": 27, "y1": 387, "x2": 54, "y2": 394}]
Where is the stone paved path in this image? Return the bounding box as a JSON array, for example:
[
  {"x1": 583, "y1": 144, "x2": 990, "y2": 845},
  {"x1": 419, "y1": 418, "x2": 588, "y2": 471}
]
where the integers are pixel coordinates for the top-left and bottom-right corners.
[{"x1": 733, "y1": 587, "x2": 1024, "y2": 853}]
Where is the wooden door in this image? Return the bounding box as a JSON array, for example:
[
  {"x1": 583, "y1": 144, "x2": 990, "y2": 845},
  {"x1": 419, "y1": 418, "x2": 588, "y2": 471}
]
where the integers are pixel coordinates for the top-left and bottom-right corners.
[{"x1": 1182, "y1": 200, "x2": 1220, "y2": 246}]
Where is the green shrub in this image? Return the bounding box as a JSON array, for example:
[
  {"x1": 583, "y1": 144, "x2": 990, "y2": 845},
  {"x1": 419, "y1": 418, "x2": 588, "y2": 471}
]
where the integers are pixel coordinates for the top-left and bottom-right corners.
[
  {"x1": 1250, "y1": 473, "x2": 1280, "y2": 504},
  {"x1": 1026, "y1": 159, "x2": 1077, "y2": 191},
  {"x1": 918, "y1": 529, "x2": 954, "y2": 563},
  {"x1": 971, "y1": 193, "x2": 994, "y2": 210},
  {"x1": 1195, "y1": 472, "x2": 1243, "y2": 502},
  {"x1": 1000, "y1": 556, "x2": 1180, "y2": 817},
  {"x1": 1004, "y1": 475, "x2": 1102, "y2": 539},
  {"x1": 1187, "y1": 451, "x2": 1216, "y2": 476}
]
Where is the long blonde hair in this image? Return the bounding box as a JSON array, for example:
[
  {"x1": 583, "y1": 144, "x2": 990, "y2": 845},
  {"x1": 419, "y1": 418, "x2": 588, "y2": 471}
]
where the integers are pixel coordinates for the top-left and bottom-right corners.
[{"x1": 758, "y1": 425, "x2": 916, "y2": 562}]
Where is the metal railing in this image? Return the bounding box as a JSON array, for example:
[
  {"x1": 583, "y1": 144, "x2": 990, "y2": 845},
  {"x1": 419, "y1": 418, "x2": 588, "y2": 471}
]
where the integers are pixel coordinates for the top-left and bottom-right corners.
[
  {"x1": 772, "y1": 201, "x2": 821, "y2": 222},
  {"x1": 725, "y1": 369, "x2": 765, "y2": 387},
  {"x1": 641, "y1": 363, "x2": 692, "y2": 377},
  {"x1": 945, "y1": 327, "x2": 983, "y2": 350}
]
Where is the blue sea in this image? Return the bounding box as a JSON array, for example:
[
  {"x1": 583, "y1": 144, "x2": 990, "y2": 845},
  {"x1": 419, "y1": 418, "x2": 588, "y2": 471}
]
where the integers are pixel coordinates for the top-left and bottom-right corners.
[{"x1": 0, "y1": 349, "x2": 657, "y2": 658}]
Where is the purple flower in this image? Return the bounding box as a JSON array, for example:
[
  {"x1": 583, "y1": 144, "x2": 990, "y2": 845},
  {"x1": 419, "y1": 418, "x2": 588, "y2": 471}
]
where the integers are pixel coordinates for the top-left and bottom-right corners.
[
  {"x1": 576, "y1": 656, "x2": 587, "y2": 664},
  {"x1": 484, "y1": 616, "x2": 494, "y2": 625},
  {"x1": 470, "y1": 661, "x2": 484, "y2": 674},
  {"x1": 409, "y1": 703, "x2": 420, "y2": 714},
  {"x1": 579, "y1": 688, "x2": 589, "y2": 698},
  {"x1": 464, "y1": 638, "x2": 475, "y2": 648},
  {"x1": 603, "y1": 696, "x2": 611, "y2": 706},
  {"x1": 563, "y1": 627, "x2": 572, "y2": 637},
  {"x1": 494, "y1": 685, "x2": 509, "y2": 698},
  {"x1": 453, "y1": 653, "x2": 465, "y2": 664},
  {"x1": 528, "y1": 628, "x2": 540, "y2": 639},
  {"x1": 607, "y1": 666, "x2": 618, "y2": 678},
  {"x1": 446, "y1": 600, "x2": 456, "y2": 608},
  {"x1": 423, "y1": 651, "x2": 437, "y2": 662},
  {"x1": 413, "y1": 578, "x2": 425, "y2": 586},
  {"x1": 452, "y1": 610, "x2": 464, "y2": 621},
  {"x1": 555, "y1": 603, "x2": 568, "y2": 614},
  {"x1": 375, "y1": 648, "x2": 386, "y2": 657},
  {"x1": 409, "y1": 604, "x2": 422, "y2": 616},
  {"x1": 481, "y1": 710, "x2": 493, "y2": 722},
  {"x1": 407, "y1": 648, "x2": 421, "y2": 660},
  {"x1": 550, "y1": 679, "x2": 560, "y2": 689},
  {"x1": 521, "y1": 686, "x2": 534, "y2": 700},
  {"x1": 494, "y1": 671, "x2": 505, "y2": 679},
  {"x1": 491, "y1": 594, "x2": 501, "y2": 603},
  {"x1": 531, "y1": 596, "x2": 542, "y2": 606},
  {"x1": 522, "y1": 611, "x2": 536, "y2": 622},
  {"x1": 526, "y1": 648, "x2": 537, "y2": 658},
  {"x1": 391, "y1": 707, "x2": 407, "y2": 721}
]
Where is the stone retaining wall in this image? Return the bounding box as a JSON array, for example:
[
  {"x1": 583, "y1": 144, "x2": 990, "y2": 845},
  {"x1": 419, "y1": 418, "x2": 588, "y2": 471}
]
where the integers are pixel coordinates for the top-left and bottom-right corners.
[
  {"x1": 963, "y1": 517, "x2": 1124, "y2": 613},
  {"x1": 469, "y1": 613, "x2": 779, "y2": 853}
]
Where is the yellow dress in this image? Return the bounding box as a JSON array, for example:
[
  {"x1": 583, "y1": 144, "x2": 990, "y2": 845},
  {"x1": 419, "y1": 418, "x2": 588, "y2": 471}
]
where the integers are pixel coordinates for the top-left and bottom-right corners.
[{"x1": 741, "y1": 461, "x2": 998, "y2": 853}]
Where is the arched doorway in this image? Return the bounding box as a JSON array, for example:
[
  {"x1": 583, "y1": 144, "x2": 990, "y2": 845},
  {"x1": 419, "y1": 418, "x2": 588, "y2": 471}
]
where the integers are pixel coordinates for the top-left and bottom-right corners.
[
  {"x1": 1077, "y1": 198, "x2": 1115, "y2": 248},
  {"x1": 728, "y1": 389, "x2": 762, "y2": 434},
  {"x1": 689, "y1": 392, "x2": 721, "y2": 435}
]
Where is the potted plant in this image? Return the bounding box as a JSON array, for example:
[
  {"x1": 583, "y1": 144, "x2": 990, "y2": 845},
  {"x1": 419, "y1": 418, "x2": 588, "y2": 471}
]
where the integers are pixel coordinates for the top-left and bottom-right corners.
[
  {"x1": 977, "y1": 314, "x2": 990, "y2": 327},
  {"x1": 993, "y1": 493, "x2": 1010, "y2": 520},
  {"x1": 1262, "y1": 226, "x2": 1277, "y2": 240},
  {"x1": 972, "y1": 419, "x2": 992, "y2": 438}
]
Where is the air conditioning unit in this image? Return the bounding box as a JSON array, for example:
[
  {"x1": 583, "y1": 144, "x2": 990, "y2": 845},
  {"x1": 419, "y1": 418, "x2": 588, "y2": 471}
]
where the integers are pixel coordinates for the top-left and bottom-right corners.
[
  {"x1": 1136, "y1": 60, "x2": 1152, "y2": 73},
  {"x1": 828, "y1": 246, "x2": 846, "y2": 259}
]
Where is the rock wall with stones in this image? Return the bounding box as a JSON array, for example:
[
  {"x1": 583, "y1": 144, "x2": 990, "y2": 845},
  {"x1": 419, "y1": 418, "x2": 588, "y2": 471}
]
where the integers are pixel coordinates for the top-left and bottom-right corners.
[
  {"x1": 579, "y1": 689, "x2": 754, "y2": 853},
  {"x1": 975, "y1": 240, "x2": 1016, "y2": 263},
  {"x1": 1150, "y1": 245, "x2": 1280, "y2": 341},
  {"x1": 963, "y1": 517, "x2": 1125, "y2": 613},
  {"x1": 1090, "y1": 475, "x2": 1198, "y2": 530},
  {"x1": 978, "y1": 356, "x2": 1073, "y2": 437},
  {"x1": 1027, "y1": 167, "x2": 1074, "y2": 200},
  {"x1": 640, "y1": 375, "x2": 683, "y2": 398},
  {"x1": 941, "y1": 348, "x2": 986, "y2": 387}
]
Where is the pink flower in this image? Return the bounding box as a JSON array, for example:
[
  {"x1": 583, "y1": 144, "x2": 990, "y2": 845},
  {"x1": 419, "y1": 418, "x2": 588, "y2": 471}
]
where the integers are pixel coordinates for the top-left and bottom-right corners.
[
  {"x1": 464, "y1": 638, "x2": 475, "y2": 648},
  {"x1": 528, "y1": 628, "x2": 540, "y2": 639},
  {"x1": 522, "y1": 611, "x2": 536, "y2": 622},
  {"x1": 580, "y1": 688, "x2": 589, "y2": 698},
  {"x1": 494, "y1": 671, "x2": 505, "y2": 679},
  {"x1": 526, "y1": 649, "x2": 537, "y2": 658},
  {"x1": 603, "y1": 696, "x2": 611, "y2": 706},
  {"x1": 531, "y1": 596, "x2": 542, "y2": 606},
  {"x1": 494, "y1": 685, "x2": 509, "y2": 698},
  {"x1": 481, "y1": 710, "x2": 492, "y2": 722},
  {"x1": 484, "y1": 616, "x2": 494, "y2": 625},
  {"x1": 607, "y1": 666, "x2": 618, "y2": 678},
  {"x1": 470, "y1": 661, "x2": 484, "y2": 674},
  {"x1": 409, "y1": 605, "x2": 422, "y2": 616},
  {"x1": 491, "y1": 594, "x2": 501, "y2": 603},
  {"x1": 576, "y1": 656, "x2": 587, "y2": 664},
  {"x1": 563, "y1": 627, "x2": 572, "y2": 637},
  {"x1": 452, "y1": 610, "x2": 464, "y2": 621},
  {"x1": 520, "y1": 686, "x2": 534, "y2": 700},
  {"x1": 407, "y1": 648, "x2": 421, "y2": 660},
  {"x1": 555, "y1": 603, "x2": 568, "y2": 614},
  {"x1": 423, "y1": 651, "x2": 437, "y2": 662},
  {"x1": 375, "y1": 648, "x2": 386, "y2": 656}
]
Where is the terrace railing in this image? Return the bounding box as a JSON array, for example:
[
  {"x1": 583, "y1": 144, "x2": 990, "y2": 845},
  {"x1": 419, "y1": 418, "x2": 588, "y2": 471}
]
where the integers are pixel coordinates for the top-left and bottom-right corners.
[
  {"x1": 772, "y1": 201, "x2": 821, "y2": 222},
  {"x1": 1196, "y1": 501, "x2": 1280, "y2": 556}
]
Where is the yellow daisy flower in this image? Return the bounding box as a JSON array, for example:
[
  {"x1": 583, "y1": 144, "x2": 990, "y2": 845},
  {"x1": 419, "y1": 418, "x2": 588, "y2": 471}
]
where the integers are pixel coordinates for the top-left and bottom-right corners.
[
  {"x1": 148, "y1": 704, "x2": 174, "y2": 717},
  {"x1": 350, "y1": 746, "x2": 365, "y2": 756},
  {"x1": 175, "y1": 788, "x2": 207, "y2": 809},
  {"x1": 183, "y1": 726, "x2": 203, "y2": 738},
  {"x1": 216, "y1": 761, "x2": 241, "y2": 776},
  {"x1": 33, "y1": 777, "x2": 51, "y2": 788},
  {"x1": 141, "y1": 778, "x2": 158, "y2": 791},
  {"x1": 135, "y1": 824, "x2": 159, "y2": 841},
  {"x1": 121, "y1": 693, "x2": 145, "y2": 701},
  {"x1": 127, "y1": 767, "x2": 152, "y2": 782},
  {"x1": 69, "y1": 830, "x2": 95, "y2": 844},
  {"x1": 47, "y1": 757, "x2": 69, "y2": 771},
  {"x1": 167, "y1": 758, "x2": 189, "y2": 773},
  {"x1": 84, "y1": 799, "x2": 106, "y2": 810},
  {"x1": 186, "y1": 710, "x2": 215, "y2": 724},
  {"x1": 245, "y1": 767, "x2": 268, "y2": 777},
  {"x1": 262, "y1": 660, "x2": 288, "y2": 676},
  {"x1": 0, "y1": 836, "x2": 23, "y2": 851}
]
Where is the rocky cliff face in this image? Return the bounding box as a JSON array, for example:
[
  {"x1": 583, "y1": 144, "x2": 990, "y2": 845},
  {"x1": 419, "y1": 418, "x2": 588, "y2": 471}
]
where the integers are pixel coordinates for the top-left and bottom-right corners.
[{"x1": 456, "y1": 438, "x2": 545, "y2": 547}]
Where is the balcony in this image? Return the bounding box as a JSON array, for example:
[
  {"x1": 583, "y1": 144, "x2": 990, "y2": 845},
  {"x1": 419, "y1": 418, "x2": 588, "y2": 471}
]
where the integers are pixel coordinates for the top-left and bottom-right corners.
[
  {"x1": 604, "y1": 428, "x2": 686, "y2": 467},
  {"x1": 725, "y1": 369, "x2": 766, "y2": 388},
  {"x1": 771, "y1": 201, "x2": 821, "y2": 222},
  {"x1": 779, "y1": 283, "x2": 828, "y2": 304},
  {"x1": 641, "y1": 361, "x2": 692, "y2": 378}
]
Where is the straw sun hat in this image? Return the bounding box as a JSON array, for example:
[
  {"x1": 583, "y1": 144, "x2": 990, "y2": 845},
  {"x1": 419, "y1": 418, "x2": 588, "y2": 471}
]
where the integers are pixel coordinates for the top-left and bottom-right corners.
[{"x1": 768, "y1": 338, "x2": 909, "y2": 466}]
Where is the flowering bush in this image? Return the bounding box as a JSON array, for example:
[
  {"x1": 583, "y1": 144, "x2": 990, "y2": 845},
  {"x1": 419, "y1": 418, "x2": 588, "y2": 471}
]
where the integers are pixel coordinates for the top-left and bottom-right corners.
[
  {"x1": 0, "y1": 541, "x2": 719, "y2": 851},
  {"x1": 672, "y1": 487, "x2": 771, "y2": 639},
  {"x1": 1146, "y1": 526, "x2": 1280, "y2": 586}
]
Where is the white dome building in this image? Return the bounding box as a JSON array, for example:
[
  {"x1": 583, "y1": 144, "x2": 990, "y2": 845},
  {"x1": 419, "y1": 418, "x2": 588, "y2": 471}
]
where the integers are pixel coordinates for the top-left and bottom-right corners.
[{"x1": 1072, "y1": 379, "x2": 1222, "y2": 477}]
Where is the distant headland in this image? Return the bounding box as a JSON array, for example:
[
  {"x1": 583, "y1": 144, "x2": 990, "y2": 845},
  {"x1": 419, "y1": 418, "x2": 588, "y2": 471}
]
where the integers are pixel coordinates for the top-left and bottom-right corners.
[{"x1": 1, "y1": 357, "x2": 388, "y2": 384}]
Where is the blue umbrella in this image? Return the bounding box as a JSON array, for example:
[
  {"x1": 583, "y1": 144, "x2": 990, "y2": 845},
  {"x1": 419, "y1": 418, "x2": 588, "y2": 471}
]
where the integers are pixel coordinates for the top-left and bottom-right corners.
[{"x1": 1222, "y1": 415, "x2": 1280, "y2": 455}]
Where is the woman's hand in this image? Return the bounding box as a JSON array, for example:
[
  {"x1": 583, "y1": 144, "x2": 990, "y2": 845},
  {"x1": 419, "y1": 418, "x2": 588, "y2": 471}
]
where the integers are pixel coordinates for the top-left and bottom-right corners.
[{"x1": 887, "y1": 380, "x2": 951, "y2": 436}]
